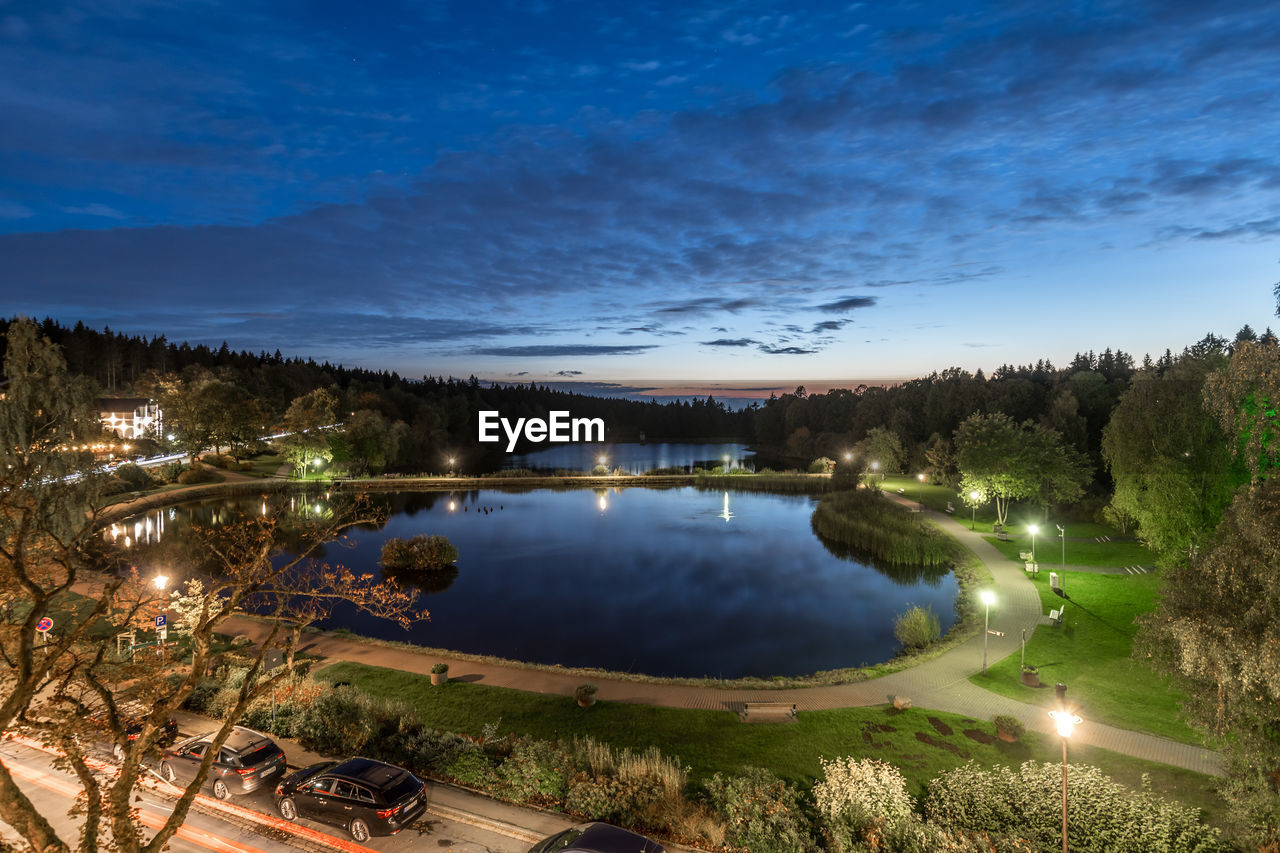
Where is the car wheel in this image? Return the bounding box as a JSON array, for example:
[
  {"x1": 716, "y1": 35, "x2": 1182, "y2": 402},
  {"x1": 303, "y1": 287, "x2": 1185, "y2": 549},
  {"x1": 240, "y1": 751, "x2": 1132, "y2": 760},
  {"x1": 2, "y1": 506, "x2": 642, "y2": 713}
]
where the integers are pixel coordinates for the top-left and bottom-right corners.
[
  {"x1": 212, "y1": 779, "x2": 230, "y2": 800},
  {"x1": 349, "y1": 819, "x2": 370, "y2": 842},
  {"x1": 160, "y1": 762, "x2": 176, "y2": 783},
  {"x1": 278, "y1": 798, "x2": 297, "y2": 822}
]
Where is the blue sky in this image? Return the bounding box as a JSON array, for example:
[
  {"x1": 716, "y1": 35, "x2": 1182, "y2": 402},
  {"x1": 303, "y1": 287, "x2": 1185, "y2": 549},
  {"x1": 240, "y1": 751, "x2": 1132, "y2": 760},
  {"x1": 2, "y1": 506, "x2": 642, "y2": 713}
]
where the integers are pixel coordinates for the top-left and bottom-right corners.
[{"x1": 1, "y1": 0, "x2": 1277, "y2": 396}]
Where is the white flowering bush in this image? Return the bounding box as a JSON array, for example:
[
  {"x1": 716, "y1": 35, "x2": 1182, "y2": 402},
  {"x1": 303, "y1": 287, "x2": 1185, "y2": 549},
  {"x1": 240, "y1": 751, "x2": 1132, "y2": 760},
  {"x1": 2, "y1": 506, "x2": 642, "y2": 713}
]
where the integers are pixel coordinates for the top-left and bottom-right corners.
[
  {"x1": 814, "y1": 756, "x2": 918, "y2": 850},
  {"x1": 924, "y1": 761, "x2": 1227, "y2": 853}
]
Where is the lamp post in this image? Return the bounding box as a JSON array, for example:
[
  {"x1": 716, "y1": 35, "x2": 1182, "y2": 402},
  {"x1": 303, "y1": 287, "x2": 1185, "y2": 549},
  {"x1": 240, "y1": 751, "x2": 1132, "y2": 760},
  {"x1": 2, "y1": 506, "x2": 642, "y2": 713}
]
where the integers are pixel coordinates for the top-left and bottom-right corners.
[
  {"x1": 980, "y1": 590, "x2": 995, "y2": 675},
  {"x1": 1048, "y1": 707, "x2": 1082, "y2": 853},
  {"x1": 1029, "y1": 523, "x2": 1039, "y2": 563},
  {"x1": 917, "y1": 472, "x2": 926, "y2": 509},
  {"x1": 448, "y1": 457, "x2": 456, "y2": 476},
  {"x1": 1057, "y1": 524, "x2": 1066, "y2": 596},
  {"x1": 969, "y1": 490, "x2": 980, "y2": 530}
]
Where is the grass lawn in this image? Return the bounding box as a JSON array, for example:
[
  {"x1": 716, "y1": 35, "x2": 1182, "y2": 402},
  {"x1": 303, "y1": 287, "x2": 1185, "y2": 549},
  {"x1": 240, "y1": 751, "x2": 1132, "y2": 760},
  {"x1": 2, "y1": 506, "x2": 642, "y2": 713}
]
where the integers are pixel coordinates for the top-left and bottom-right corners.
[
  {"x1": 245, "y1": 452, "x2": 285, "y2": 477},
  {"x1": 316, "y1": 661, "x2": 1225, "y2": 825},
  {"x1": 973, "y1": 571, "x2": 1202, "y2": 745},
  {"x1": 983, "y1": 533, "x2": 1156, "y2": 568}
]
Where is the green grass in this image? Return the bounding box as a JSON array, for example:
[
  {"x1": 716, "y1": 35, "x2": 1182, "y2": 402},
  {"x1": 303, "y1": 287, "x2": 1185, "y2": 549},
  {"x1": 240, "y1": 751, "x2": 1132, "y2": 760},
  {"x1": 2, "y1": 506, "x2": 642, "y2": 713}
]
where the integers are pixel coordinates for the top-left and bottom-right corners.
[
  {"x1": 316, "y1": 661, "x2": 1226, "y2": 825},
  {"x1": 984, "y1": 533, "x2": 1156, "y2": 568},
  {"x1": 972, "y1": 571, "x2": 1202, "y2": 745},
  {"x1": 245, "y1": 452, "x2": 284, "y2": 477}
]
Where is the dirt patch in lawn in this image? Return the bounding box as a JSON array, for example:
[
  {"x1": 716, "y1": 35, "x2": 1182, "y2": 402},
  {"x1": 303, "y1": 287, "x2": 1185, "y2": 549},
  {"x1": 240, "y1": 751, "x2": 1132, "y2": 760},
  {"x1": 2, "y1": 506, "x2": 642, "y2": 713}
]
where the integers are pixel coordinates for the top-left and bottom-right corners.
[
  {"x1": 963, "y1": 728, "x2": 997, "y2": 745},
  {"x1": 928, "y1": 716, "x2": 954, "y2": 736},
  {"x1": 915, "y1": 731, "x2": 969, "y2": 758}
]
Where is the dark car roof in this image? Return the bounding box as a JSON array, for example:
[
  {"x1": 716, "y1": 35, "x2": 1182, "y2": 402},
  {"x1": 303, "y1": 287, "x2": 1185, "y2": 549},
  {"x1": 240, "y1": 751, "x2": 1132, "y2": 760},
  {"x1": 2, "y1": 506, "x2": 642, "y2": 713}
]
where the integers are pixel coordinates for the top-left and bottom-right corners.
[
  {"x1": 568, "y1": 823, "x2": 665, "y2": 853},
  {"x1": 182, "y1": 726, "x2": 276, "y2": 756},
  {"x1": 326, "y1": 757, "x2": 412, "y2": 790}
]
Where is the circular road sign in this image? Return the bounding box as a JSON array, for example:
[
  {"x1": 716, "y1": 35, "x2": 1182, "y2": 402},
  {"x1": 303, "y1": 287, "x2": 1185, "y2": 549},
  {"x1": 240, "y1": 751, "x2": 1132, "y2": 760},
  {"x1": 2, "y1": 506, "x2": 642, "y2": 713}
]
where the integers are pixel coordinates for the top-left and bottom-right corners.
[{"x1": 36, "y1": 617, "x2": 53, "y2": 633}]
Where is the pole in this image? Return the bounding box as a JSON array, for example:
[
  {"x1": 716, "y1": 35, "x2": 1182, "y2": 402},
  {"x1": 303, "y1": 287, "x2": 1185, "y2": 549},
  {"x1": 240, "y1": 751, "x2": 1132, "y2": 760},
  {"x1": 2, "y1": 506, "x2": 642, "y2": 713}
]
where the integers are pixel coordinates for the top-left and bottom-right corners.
[
  {"x1": 1061, "y1": 737, "x2": 1069, "y2": 853},
  {"x1": 1060, "y1": 526, "x2": 1066, "y2": 596},
  {"x1": 982, "y1": 601, "x2": 990, "y2": 675},
  {"x1": 1021, "y1": 628, "x2": 1026, "y2": 670},
  {"x1": 971, "y1": 505, "x2": 976, "y2": 530}
]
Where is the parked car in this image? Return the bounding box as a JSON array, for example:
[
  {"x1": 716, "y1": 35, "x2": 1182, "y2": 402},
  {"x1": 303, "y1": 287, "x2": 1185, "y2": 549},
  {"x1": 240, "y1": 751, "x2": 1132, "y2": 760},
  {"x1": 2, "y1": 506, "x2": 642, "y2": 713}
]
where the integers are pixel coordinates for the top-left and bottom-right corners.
[
  {"x1": 87, "y1": 699, "x2": 178, "y2": 762},
  {"x1": 273, "y1": 757, "x2": 427, "y2": 841},
  {"x1": 527, "y1": 822, "x2": 666, "y2": 853},
  {"x1": 159, "y1": 726, "x2": 287, "y2": 800}
]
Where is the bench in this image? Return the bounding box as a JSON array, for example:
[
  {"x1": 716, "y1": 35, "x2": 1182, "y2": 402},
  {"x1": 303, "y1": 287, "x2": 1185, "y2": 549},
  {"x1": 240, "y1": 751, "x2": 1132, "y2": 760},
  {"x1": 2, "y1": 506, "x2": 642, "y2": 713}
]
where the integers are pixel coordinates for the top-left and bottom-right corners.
[
  {"x1": 1019, "y1": 551, "x2": 1033, "y2": 562},
  {"x1": 896, "y1": 488, "x2": 905, "y2": 495},
  {"x1": 1025, "y1": 561, "x2": 1039, "y2": 574},
  {"x1": 1048, "y1": 608, "x2": 1062, "y2": 627},
  {"x1": 996, "y1": 531, "x2": 1010, "y2": 541},
  {"x1": 945, "y1": 502, "x2": 955, "y2": 514},
  {"x1": 738, "y1": 702, "x2": 798, "y2": 723}
]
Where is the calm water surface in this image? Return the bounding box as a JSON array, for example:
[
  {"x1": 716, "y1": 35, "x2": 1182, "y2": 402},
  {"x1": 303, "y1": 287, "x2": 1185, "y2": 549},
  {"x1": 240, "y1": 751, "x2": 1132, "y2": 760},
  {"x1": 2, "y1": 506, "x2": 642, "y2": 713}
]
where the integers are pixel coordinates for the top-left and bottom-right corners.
[
  {"x1": 502, "y1": 441, "x2": 755, "y2": 474},
  {"x1": 120, "y1": 486, "x2": 957, "y2": 678}
]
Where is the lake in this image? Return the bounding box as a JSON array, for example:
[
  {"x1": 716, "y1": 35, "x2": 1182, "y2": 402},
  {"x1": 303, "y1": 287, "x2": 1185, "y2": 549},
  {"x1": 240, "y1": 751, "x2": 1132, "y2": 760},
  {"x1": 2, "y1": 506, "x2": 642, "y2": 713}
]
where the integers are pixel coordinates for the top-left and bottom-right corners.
[
  {"x1": 501, "y1": 441, "x2": 757, "y2": 474},
  {"x1": 115, "y1": 486, "x2": 958, "y2": 679}
]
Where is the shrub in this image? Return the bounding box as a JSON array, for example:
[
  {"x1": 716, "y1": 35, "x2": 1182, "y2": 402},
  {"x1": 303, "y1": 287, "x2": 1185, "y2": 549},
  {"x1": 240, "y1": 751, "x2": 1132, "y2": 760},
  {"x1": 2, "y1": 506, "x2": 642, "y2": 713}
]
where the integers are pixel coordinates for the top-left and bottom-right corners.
[
  {"x1": 176, "y1": 466, "x2": 215, "y2": 485},
  {"x1": 238, "y1": 460, "x2": 254, "y2": 471},
  {"x1": 296, "y1": 687, "x2": 376, "y2": 755},
  {"x1": 574, "y1": 683, "x2": 598, "y2": 704},
  {"x1": 590, "y1": 464, "x2": 610, "y2": 476},
  {"x1": 814, "y1": 756, "x2": 916, "y2": 850},
  {"x1": 114, "y1": 463, "x2": 156, "y2": 491},
  {"x1": 157, "y1": 461, "x2": 185, "y2": 483},
  {"x1": 497, "y1": 739, "x2": 570, "y2": 805},
  {"x1": 810, "y1": 489, "x2": 957, "y2": 567},
  {"x1": 704, "y1": 766, "x2": 813, "y2": 853},
  {"x1": 380, "y1": 535, "x2": 459, "y2": 571},
  {"x1": 992, "y1": 715, "x2": 1025, "y2": 739},
  {"x1": 809, "y1": 457, "x2": 835, "y2": 474},
  {"x1": 894, "y1": 605, "x2": 941, "y2": 650},
  {"x1": 431, "y1": 662, "x2": 449, "y2": 675},
  {"x1": 924, "y1": 761, "x2": 1227, "y2": 853},
  {"x1": 444, "y1": 748, "x2": 500, "y2": 789}
]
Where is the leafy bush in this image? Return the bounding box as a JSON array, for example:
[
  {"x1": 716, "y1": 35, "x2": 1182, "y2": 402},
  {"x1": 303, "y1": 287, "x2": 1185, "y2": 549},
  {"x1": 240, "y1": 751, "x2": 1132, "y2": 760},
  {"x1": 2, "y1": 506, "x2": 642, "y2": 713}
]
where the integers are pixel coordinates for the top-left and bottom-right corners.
[
  {"x1": 992, "y1": 715, "x2": 1025, "y2": 739},
  {"x1": 431, "y1": 662, "x2": 449, "y2": 675},
  {"x1": 924, "y1": 761, "x2": 1227, "y2": 853},
  {"x1": 176, "y1": 466, "x2": 216, "y2": 485},
  {"x1": 814, "y1": 756, "x2": 916, "y2": 850},
  {"x1": 704, "y1": 766, "x2": 813, "y2": 853},
  {"x1": 809, "y1": 457, "x2": 835, "y2": 474},
  {"x1": 114, "y1": 463, "x2": 156, "y2": 491},
  {"x1": 590, "y1": 464, "x2": 610, "y2": 475},
  {"x1": 380, "y1": 535, "x2": 459, "y2": 571},
  {"x1": 296, "y1": 687, "x2": 376, "y2": 755},
  {"x1": 497, "y1": 739, "x2": 570, "y2": 805},
  {"x1": 574, "y1": 683, "x2": 597, "y2": 704},
  {"x1": 444, "y1": 748, "x2": 500, "y2": 789},
  {"x1": 894, "y1": 605, "x2": 941, "y2": 650},
  {"x1": 157, "y1": 461, "x2": 185, "y2": 483},
  {"x1": 811, "y1": 489, "x2": 957, "y2": 567}
]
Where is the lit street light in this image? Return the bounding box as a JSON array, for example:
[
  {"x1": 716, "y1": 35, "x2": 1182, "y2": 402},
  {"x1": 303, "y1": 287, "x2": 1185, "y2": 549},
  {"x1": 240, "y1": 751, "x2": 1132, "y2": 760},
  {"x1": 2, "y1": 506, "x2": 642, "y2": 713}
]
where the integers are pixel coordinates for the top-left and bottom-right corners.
[
  {"x1": 916, "y1": 472, "x2": 926, "y2": 509},
  {"x1": 980, "y1": 590, "x2": 995, "y2": 675},
  {"x1": 448, "y1": 456, "x2": 456, "y2": 476},
  {"x1": 969, "y1": 490, "x2": 980, "y2": 530},
  {"x1": 1048, "y1": 706, "x2": 1083, "y2": 853},
  {"x1": 1029, "y1": 523, "x2": 1040, "y2": 563}
]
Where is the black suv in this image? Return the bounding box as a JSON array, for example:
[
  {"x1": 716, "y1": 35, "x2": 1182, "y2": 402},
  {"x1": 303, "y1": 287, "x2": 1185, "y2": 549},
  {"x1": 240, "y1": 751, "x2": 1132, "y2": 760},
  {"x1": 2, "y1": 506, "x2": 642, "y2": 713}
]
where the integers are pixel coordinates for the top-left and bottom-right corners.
[
  {"x1": 159, "y1": 726, "x2": 287, "y2": 800},
  {"x1": 273, "y1": 757, "x2": 427, "y2": 841},
  {"x1": 528, "y1": 822, "x2": 666, "y2": 853}
]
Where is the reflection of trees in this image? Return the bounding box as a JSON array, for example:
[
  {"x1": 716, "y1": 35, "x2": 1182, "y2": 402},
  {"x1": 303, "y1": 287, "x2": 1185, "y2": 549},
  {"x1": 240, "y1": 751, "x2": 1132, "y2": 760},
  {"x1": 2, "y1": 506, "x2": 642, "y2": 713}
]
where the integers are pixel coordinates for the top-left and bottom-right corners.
[
  {"x1": 380, "y1": 563, "x2": 459, "y2": 595},
  {"x1": 811, "y1": 529, "x2": 951, "y2": 587}
]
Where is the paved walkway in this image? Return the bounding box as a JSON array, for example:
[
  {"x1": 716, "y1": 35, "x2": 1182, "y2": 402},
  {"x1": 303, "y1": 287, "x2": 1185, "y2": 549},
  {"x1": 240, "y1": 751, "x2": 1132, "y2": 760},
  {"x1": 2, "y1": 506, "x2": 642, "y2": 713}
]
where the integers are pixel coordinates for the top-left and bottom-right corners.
[{"x1": 221, "y1": 494, "x2": 1222, "y2": 778}]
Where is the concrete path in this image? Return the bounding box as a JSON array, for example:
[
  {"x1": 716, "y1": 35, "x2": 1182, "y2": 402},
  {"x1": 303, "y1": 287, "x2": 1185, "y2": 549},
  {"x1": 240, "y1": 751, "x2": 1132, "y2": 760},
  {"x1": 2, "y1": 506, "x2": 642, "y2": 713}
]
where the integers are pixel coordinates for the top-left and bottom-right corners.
[{"x1": 223, "y1": 493, "x2": 1222, "y2": 778}]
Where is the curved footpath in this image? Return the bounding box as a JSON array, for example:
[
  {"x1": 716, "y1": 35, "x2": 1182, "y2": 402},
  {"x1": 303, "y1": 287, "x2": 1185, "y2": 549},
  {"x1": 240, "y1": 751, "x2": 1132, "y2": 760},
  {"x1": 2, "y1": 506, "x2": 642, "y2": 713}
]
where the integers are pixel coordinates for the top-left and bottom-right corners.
[{"x1": 211, "y1": 491, "x2": 1221, "y2": 778}]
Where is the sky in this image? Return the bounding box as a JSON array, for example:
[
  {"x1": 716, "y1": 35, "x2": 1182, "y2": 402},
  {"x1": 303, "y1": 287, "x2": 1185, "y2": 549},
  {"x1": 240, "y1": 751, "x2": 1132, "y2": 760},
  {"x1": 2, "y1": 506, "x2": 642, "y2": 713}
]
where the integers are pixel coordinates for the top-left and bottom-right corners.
[{"x1": 1, "y1": 0, "x2": 1278, "y2": 399}]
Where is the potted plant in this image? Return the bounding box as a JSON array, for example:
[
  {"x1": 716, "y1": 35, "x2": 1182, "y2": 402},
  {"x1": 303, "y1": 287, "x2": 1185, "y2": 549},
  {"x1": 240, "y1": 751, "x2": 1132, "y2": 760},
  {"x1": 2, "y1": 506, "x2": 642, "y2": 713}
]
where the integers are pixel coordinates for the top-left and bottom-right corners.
[
  {"x1": 575, "y1": 683, "x2": 598, "y2": 708},
  {"x1": 430, "y1": 662, "x2": 449, "y2": 686},
  {"x1": 1020, "y1": 664, "x2": 1040, "y2": 687},
  {"x1": 994, "y1": 714, "x2": 1025, "y2": 743}
]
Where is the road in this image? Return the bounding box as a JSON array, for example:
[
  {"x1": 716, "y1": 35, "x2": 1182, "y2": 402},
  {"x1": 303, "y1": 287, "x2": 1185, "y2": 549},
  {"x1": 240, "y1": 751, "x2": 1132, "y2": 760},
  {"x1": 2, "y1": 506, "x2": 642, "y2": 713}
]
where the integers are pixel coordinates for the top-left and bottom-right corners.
[{"x1": 1, "y1": 738, "x2": 533, "y2": 853}]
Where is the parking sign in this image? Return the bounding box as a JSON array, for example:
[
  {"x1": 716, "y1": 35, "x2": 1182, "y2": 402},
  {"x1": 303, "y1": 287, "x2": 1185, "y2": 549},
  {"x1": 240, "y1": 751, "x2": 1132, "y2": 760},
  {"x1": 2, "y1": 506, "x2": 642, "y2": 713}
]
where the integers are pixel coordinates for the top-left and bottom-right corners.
[{"x1": 155, "y1": 613, "x2": 166, "y2": 628}]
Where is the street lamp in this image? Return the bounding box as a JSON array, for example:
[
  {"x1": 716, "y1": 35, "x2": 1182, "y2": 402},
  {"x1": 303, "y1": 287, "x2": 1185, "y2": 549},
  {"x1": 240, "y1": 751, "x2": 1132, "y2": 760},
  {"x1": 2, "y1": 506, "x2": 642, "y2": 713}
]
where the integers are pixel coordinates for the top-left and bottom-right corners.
[
  {"x1": 969, "y1": 490, "x2": 980, "y2": 530},
  {"x1": 1029, "y1": 523, "x2": 1040, "y2": 563},
  {"x1": 152, "y1": 574, "x2": 169, "y2": 592},
  {"x1": 1057, "y1": 523, "x2": 1066, "y2": 596},
  {"x1": 448, "y1": 457, "x2": 456, "y2": 476},
  {"x1": 1048, "y1": 707, "x2": 1082, "y2": 853},
  {"x1": 980, "y1": 590, "x2": 995, "y2": 675},
  {"x1": 917, "y1": 472, "x2": 926, "y2": 509}
]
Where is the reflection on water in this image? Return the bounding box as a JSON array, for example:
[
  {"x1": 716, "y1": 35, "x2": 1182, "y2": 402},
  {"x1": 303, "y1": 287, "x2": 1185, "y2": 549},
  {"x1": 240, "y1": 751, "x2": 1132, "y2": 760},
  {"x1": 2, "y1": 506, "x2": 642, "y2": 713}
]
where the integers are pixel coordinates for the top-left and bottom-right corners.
[
  {"x1": 502, "y1": 441, "x2": 756, "y2": 474},
  {"x1": 115, "y1": 487, "x2": 958, "y2": 679}
]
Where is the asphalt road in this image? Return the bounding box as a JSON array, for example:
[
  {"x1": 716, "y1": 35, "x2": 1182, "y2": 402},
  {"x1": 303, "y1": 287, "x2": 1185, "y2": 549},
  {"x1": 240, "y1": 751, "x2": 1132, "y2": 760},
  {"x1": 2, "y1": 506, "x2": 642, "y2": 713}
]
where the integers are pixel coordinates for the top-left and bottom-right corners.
[{"x1": 1, "y1": 739, "x2": 530, "y2": 853}]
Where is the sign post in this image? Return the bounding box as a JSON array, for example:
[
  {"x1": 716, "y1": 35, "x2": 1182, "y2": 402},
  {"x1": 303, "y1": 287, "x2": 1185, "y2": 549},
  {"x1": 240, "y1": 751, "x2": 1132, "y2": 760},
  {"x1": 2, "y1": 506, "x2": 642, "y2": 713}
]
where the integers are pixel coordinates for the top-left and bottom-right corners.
[
  {"x1": 36, "y1": 617, "x2": 53, "y2": 652},
  {"x1": 155, "y1": 613, "x2": 167, "y2": 645}
]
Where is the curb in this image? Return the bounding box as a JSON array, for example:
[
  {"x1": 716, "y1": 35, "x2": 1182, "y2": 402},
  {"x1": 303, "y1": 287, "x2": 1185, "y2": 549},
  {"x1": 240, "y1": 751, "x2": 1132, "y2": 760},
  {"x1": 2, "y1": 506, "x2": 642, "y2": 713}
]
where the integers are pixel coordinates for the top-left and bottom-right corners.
[{"x1": 424, "y1": 800, "x2": 542, "y2": 844}]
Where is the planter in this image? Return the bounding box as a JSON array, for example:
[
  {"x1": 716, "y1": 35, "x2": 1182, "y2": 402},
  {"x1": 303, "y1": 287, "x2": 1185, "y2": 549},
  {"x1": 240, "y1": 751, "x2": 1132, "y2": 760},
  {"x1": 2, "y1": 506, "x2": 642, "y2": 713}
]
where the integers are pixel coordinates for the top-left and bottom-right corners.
[
  {"x1": 1021, "y1": 669, "x2": 1040, "y2": 687},
  {"x1": 576, "y1": 696, "x2": 596, "y2": 708},
  {"x1": 430, "y1": 672, "x2": 448, "y2": 686},
  {"x1": 997, "y1": 728, "x2": 1019, "y2": 743}
]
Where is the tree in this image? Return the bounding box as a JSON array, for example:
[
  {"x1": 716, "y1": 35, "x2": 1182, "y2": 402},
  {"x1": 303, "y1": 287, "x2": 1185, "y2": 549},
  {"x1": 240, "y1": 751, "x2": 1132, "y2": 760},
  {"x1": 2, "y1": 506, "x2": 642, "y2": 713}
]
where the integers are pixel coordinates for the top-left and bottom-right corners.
[
  {"x1": 0, "y1": 322, "x2": 426, "y2": 852},
  {"x1": 1204, "y1": 339, "x2": 1280, "y2": 482},
  {"x1": 279, "y1": 387, "x2": 338, "y2": 475},
  {"x1": 923, "y1": 433, "x2": 959, "y2": 487},
  {"x1": 1136, "y1": 477, "x2": 1280, "y2": 846},
  {"x1": 1102, "y1": 349, "x2": 1240, "y2": 564},
  {"x1": 858, "y1": 426, "x2": 904, "y2": 475}
]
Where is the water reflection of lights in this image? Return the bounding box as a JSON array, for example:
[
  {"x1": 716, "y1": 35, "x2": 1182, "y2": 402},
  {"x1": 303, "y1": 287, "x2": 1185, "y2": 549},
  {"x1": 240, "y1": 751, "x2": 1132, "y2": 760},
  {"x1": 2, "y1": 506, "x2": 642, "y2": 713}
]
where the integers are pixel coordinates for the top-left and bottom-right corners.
[
  {"x1": 448, "y1": 500, "x2": 457, "y2": 511},
  {"x1": 598, "y1": 495, "x2": 607, "y2": 512},
  {"x1": 719, "y1": 491, "x2": 733, "y2": 522}
]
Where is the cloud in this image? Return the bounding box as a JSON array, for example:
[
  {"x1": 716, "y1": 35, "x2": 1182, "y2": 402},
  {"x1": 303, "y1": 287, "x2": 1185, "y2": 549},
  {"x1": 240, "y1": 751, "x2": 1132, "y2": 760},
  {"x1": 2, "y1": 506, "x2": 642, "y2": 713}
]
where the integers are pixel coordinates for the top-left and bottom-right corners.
[
  {"x1": 623, "y1": 60, "x2": 660, "y2": 72},
  {"x1": 758, "y1": 344, "x2": 818, "y2": 355},
  {"x1": 554, "y1": 369, "x2": 584, "y2": 376},
  {"x1": 815, "y1": 296, "x2": 878, "y2": 312},
  {"x1": 811, "y1": 319, "x2": 851, "y2": 332},
  {"x1": 61, "y1": 203, "x2": 128, "y2": 219},
  {"x1": 652, "y1": 297, "x2": 761, "y2": 316},
  {"x1": 470, "y1": 344, "x2": 660, "y2": 357},
  {"x1": 700, "y1": 337, "x2": 758, "y2": 347},
  {"x1": 0, "y1": 201, "x2": 33, "y2": 219}
]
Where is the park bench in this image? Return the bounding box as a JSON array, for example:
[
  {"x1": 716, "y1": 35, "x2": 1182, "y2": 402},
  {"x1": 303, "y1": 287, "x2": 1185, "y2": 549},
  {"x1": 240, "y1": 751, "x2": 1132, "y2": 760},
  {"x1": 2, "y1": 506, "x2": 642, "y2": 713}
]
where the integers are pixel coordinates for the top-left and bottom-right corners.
[
  {"x1": 896, "y1": 487, "x2": 905, "y2": 495},
  {"x1": 1024, "y1": 561, "x2": 1039, "y2": 574},
  {"x1": 945, "y1": 501, "x2": 955, "y2": 513},
  {"x1": 996, "y1": 531, "x2": 1010, "y2": 541},
  {"x1": 1047, "y1": 608, "x2": 1063, "y2": 627},
  {"x1": 738, "y1": 702, "x2": 798, "y2": 723},
  {"x1": 1019, "y1": 551, "x2": 1033, "y2": 562}
]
